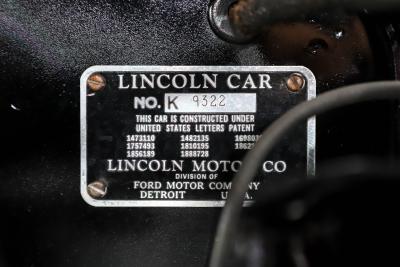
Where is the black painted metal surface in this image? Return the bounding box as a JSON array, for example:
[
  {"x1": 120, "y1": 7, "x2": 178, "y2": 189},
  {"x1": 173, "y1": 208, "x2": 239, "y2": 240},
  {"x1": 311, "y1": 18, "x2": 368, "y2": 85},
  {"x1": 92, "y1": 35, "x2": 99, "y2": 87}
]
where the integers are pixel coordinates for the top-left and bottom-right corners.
[
  {"x1": 0, "y1": 1, "x2": 399, "y2": 267},
  {"x1": 0, "y1": 1, "x2": 266, "y2": 266}
]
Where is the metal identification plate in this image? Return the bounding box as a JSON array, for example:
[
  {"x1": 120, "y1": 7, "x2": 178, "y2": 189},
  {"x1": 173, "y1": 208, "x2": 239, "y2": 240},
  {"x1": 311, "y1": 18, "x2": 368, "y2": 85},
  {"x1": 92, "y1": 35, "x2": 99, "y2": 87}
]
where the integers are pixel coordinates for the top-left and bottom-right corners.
[{"x1": 80, "y1": 66, "x2": 316, "y2": 207}]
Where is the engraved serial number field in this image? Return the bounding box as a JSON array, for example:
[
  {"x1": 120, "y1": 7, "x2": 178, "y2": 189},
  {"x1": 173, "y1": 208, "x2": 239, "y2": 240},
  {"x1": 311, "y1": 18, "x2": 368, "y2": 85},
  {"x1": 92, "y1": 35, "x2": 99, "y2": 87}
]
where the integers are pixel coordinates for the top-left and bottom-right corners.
[{"x1": 164, "y1": 93, "x2": 256, "y2": 113}]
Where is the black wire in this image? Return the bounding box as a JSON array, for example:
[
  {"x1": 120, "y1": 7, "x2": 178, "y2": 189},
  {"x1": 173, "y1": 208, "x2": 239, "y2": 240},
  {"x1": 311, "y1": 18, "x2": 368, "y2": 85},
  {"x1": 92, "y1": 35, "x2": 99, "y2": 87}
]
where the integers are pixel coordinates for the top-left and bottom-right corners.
[{"x1": 209, "y1": 81, "x2": 400, "y2": 267}]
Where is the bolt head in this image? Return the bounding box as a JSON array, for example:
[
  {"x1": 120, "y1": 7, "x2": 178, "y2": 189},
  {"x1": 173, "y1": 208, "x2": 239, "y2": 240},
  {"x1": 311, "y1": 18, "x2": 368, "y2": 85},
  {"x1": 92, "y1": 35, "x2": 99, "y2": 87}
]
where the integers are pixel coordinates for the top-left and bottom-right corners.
[
  {"x1": 87, "y1": 181, "x2": 108, "y2": 199},
  {"x1": 286, "y1": 73, "x2": 305, "y2": 92},
  {"x1": 87, "y1": 73, "x2": 106, "y2": 91}
]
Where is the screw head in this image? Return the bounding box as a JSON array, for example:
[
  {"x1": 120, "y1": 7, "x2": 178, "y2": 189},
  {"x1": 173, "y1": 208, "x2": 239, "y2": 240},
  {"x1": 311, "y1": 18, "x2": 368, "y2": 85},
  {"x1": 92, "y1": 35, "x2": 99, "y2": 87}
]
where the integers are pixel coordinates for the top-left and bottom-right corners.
[
  {"x1": 87, "y1": 73, "x2": 106, "y2": 91},
  {"x1": 286, "y1": 73, "x2": 305, "y2": 92},
  {"x1": 87, "y1": 181, "x2": 108, "y2": 198}
]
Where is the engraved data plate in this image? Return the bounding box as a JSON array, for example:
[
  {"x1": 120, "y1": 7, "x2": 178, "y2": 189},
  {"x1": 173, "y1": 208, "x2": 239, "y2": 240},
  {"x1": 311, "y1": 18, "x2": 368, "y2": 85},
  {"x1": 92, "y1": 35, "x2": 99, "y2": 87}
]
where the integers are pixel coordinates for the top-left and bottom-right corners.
[{"x1": 80, "y1": 66, "x2": 316, "y2": 207}]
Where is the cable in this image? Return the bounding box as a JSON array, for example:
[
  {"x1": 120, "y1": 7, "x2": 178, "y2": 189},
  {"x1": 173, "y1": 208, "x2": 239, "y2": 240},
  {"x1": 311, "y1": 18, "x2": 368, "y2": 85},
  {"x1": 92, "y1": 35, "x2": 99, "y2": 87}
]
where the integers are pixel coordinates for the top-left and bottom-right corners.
[
  {"x1": 230, "y1": 0, "x2": 400, "y2": 37},
  {"x1": 209, "y1": 81, "x2": 400, "y2": 267}
]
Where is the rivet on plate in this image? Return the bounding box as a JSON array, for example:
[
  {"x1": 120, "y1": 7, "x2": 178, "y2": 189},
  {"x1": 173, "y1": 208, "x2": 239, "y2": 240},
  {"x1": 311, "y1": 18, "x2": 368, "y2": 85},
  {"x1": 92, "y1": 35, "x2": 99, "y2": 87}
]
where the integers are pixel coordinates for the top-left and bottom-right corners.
[
  {"x1": 87, "y1": 73, "x2": 106, "y2": 91},
  {"x1": 286, "y1": 73, "x2": 305, "y2": 92},
  {"x1": 87, "y1": 180, "x2": 108, "y2": 198}
]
